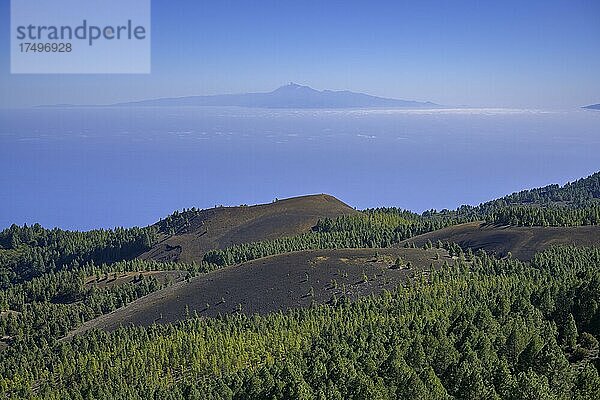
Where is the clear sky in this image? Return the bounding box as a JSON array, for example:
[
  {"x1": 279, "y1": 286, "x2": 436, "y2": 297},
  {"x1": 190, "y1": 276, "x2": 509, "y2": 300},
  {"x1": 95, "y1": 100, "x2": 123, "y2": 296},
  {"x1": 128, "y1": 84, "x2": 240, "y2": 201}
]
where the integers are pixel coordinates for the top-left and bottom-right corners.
[{"x1": 1, "y1": 0, "x2": 599, "y2": 108}]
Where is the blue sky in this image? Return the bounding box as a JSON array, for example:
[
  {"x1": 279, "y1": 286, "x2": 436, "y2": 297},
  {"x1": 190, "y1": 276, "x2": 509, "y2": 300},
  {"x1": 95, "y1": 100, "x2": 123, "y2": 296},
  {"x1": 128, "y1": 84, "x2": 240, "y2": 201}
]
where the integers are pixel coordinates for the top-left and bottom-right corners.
[{"x1": 1, "y1": 0, "x2": 599, "y2": 108}]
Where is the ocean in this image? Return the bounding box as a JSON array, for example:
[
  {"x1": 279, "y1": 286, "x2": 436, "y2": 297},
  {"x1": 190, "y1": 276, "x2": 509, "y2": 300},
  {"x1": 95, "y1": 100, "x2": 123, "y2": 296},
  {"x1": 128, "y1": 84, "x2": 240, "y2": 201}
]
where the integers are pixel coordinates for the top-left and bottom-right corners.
[{"x1": 1, "y1": 106, "x2": 598, "y2": 230}]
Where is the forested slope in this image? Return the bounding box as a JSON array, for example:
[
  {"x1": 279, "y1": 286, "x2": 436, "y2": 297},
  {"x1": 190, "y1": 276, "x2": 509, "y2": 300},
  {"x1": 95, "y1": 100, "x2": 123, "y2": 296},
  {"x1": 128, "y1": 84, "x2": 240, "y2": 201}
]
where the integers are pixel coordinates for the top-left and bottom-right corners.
[
  {"x1": 455, "y1": 171, "x2": 600, "y2": 221},
  {"x1": 0, "y1": 246, "x2": 598, "y2": 399},
  {"x1": 0, "y1": 172, "x2": 599, "y2": 399},
  {"x1": 0, "y1": 224, "x2": 158, "y2": 289}
]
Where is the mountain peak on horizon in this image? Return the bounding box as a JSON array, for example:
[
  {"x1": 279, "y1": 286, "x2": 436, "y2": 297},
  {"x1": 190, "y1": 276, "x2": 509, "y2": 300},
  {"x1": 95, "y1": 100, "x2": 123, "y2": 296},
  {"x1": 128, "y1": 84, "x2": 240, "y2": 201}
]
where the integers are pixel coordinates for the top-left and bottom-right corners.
[
  {"x1": 271, "y1": 82, "x2": 318, "y2": 93},
  {"x1": 283, "y1": 82, "x2": 308, "y2": 88}
]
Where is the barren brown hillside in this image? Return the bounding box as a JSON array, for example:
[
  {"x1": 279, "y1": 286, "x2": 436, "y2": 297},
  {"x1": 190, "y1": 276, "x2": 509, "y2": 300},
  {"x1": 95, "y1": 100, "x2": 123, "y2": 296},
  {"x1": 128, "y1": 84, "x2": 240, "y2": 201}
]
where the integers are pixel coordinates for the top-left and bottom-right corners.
[
  {"x1": 139, "y1": 194, "x2": 357, "y2": 263},
  {"x1": 68, "y1": 247, "x2": 451, "y2": 335},
  {"x1": 401, "y1": 221, "x2": 600, "y2": 260}
]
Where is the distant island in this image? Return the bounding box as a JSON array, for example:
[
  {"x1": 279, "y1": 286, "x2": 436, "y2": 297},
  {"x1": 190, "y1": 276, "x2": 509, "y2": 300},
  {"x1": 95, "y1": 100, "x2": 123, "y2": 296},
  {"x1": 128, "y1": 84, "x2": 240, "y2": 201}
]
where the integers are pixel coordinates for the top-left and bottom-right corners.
[
  {"x1": 582, "y1": 103, "x2": 600, "y2": 110},
  {"x1": 42, "y1": 83, "x2": 443, "y2": 109},
  {"x1": 116, "y1": 83, "x2": 442, "y2": 109}
]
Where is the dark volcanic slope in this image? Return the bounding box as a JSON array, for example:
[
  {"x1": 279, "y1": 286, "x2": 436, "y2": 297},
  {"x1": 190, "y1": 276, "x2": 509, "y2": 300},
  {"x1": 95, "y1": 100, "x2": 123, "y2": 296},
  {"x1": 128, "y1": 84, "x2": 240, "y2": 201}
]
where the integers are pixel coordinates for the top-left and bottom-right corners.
[
  {"x1": 402, "y1": 221, "x2": 600, "y2": 260},
  {"x1": 140, "y1": 194, "x2": 357, "y2": 263},
  {"x1": 69, "y1": 248, "x2": 452, "y2": 335}
]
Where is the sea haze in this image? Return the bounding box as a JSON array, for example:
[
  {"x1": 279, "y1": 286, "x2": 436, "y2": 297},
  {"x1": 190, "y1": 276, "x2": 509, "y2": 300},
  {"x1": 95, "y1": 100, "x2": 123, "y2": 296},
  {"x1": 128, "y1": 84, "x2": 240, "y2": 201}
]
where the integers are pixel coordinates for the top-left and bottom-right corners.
[{"x1": 0, "y1": 107, "x2": 598, "y2": 230}]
